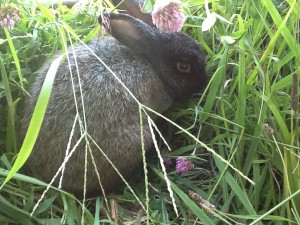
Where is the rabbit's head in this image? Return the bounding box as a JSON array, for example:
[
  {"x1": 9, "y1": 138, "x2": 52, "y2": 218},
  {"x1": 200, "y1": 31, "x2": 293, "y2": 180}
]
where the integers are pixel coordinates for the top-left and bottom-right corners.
[{"x1": 99, "y1": 13, "x2": 206, "y2": 99}]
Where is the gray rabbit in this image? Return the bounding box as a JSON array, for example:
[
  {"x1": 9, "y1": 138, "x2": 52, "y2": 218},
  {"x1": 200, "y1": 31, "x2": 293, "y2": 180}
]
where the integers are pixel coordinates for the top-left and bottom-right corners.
[{"x1": 20, "y1": 13, "x2": 206, "y2": 196}]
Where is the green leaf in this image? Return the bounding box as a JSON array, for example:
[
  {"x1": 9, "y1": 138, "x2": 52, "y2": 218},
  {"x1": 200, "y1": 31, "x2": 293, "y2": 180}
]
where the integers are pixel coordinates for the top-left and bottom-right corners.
[{"x1": 0, "y1": 55, "x2": 63, "y2": 190}]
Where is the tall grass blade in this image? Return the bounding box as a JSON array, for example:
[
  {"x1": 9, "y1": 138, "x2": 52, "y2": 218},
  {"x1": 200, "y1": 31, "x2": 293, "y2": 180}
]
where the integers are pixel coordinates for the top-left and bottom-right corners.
[{"x1": 0, "y1": 55, "x2": 63, "y2": 189}]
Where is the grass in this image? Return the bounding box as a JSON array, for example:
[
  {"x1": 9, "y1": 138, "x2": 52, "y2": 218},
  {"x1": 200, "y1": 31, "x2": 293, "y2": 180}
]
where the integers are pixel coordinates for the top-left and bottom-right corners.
[{"x1": 0, "y1": 0, "x2": 299, "y2": 224}]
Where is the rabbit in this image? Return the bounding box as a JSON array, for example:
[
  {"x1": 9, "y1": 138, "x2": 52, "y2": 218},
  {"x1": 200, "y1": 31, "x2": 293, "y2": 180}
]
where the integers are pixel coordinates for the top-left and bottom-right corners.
[{"x1": 20, "y1": 13, "x2": 206, "y2": 196}]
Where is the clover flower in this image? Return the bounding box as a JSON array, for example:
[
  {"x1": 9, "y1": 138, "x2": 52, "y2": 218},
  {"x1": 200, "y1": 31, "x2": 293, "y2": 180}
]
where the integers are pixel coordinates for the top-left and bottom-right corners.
[
  {"x1": 151, "y1": 0, "x2": 184, "y2": 32},
  {"x1": 175, "y1": 157, "x2": 194, "y2": 174},
  {"x1": 0, "y1": 3, "x2": 21, "y2": 29}
]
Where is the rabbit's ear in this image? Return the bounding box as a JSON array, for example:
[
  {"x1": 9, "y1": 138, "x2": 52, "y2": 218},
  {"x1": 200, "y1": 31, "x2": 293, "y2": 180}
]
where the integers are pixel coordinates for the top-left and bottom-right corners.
[
  {"x1": 99, "y1": 13, "x2": 156, "y2": 54},
  {"x1": 111, "y1": 0, "x2": 153, "y2": 26}
]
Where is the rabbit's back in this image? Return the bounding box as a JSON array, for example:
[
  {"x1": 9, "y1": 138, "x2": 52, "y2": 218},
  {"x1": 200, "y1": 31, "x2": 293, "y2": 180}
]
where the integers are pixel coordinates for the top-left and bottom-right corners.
[{"x1": 22, "y1": 37, "x2": 173, "y2": 194}]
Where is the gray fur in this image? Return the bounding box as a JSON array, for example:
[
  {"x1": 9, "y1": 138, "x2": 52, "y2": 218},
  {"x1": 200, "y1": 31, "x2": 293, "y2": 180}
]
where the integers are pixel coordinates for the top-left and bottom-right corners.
[{"x1": 20, "y1": 13, "x2": 206, "y2": 195}]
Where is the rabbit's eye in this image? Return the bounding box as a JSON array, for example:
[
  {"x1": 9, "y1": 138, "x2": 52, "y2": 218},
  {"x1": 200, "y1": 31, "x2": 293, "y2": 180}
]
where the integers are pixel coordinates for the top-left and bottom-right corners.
[{"x1": 177, "y1": 62, "x2": 191, "y2": 73}]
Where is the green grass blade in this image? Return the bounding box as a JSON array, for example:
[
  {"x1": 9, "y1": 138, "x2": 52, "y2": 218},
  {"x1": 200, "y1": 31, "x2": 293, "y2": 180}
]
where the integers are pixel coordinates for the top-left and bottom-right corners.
[
  {"x1": 262, "y1": 0, "x2": 299, "y2": 58},
  {"x1": 171, "y1": 182, "x2": 215, "y2": 225},
  {"x1": 0, "y1": 54, "x2": 17, "y2": 153},
  {"x1": 201, "y1": 48, "x2": 228, "y2": 122},
  {"x1": 4, "y1": 28, "x2": 24, "y2": 90},
  {"x1": 254, "y1": 90, "x2": 290, "y2": 143},
  {"x1": 0, "y1": 54, "x2": 63, "y2": 190},
  {"x1": 214, "y1": 156, "x2": 261, "y2": 222}
]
